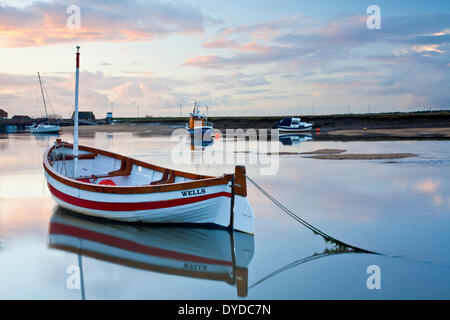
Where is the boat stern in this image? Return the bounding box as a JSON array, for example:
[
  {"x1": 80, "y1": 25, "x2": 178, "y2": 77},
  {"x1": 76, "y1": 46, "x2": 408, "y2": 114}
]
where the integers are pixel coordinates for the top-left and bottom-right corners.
[
  {"x1": 233, "y1": 195, "x2": 255, "y2": 234},
  {"x1": 232, "y1": 166, "x2": 255, "y2": 234}
]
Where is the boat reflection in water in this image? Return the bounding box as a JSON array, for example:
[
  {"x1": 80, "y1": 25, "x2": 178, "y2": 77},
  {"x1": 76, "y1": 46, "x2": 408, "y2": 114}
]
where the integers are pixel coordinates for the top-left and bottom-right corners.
[
  {"x1": 190, "y1": 137, "x2": 214, "y2": 150},
  {"x1": 48, "y1": 208, "x2": 254, "y2": 298},
  {"x1": 279, "y1": 133, "x2": 313, "y2": 146},
  {"x1": 32, "y1": 132, "x2": 61, "y2": 140}
]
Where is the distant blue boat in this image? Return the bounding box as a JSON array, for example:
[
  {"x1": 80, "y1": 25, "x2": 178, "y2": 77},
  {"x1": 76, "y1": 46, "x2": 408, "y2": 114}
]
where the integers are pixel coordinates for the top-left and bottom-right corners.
[{"x1": 5, "y1": 125, "x2": 17, "y2": 133}]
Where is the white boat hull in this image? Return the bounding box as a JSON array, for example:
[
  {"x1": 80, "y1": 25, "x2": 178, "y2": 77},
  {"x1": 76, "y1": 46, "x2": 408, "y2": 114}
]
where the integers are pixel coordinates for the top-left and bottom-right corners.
[
  {"x1": 31, "y1": 125, "x2": 61, "y2": 134},
  {"x1": 277, "y1": 126, "x2": 312, "y2": 132},
  {"x1": 44, "y1": 158, "x2": 255, "y2": 234}
]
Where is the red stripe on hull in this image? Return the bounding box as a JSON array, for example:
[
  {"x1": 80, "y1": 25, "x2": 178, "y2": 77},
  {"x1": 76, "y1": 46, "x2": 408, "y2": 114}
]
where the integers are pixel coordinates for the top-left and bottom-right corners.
[
  {"x1": 50, "y1": 222, "x2": 233, "y2": 266},
  {"x1": 48, "y1": 183, "x2": 231, "y2": 211}
]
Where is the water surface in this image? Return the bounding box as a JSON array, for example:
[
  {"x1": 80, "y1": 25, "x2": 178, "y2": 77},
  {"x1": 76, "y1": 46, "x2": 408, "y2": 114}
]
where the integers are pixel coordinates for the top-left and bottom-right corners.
[{"x1": 0, "y1": 132, "x2": 449, "y2": 299}]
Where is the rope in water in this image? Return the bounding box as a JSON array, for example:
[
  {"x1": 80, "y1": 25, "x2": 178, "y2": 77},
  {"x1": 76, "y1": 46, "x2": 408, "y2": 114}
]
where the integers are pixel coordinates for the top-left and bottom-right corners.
[
  {"x1": 244, "y1": 175, "x2": 450, "y2": 289},
  {"x1": 246, "y1": 175, "x2": 376, "y2": 254},
  {"x1": 246, "y1": 175, "x2": 450, "y2": 269},
  {"x1": 248, "y1": 250, "x2": 349, "y2": 289}
]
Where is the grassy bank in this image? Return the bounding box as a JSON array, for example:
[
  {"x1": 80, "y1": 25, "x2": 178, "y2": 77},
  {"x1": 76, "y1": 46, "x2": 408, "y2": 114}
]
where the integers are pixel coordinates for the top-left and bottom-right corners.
[{"x1": 112, "y1": 110, "x2": 450, "y2": 131}]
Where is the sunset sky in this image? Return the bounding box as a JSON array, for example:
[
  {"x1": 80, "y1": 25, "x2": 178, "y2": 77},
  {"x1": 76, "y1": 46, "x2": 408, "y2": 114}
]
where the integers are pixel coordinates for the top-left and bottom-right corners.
[{"x1": 0, "y1": 0, "x2": 449, "y2": 118}]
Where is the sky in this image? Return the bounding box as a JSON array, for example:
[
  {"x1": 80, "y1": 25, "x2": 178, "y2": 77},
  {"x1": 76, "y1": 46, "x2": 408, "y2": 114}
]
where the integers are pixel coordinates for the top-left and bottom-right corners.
[{"x1": 0, "y1": 0, "x2": 449, "y2": 118}]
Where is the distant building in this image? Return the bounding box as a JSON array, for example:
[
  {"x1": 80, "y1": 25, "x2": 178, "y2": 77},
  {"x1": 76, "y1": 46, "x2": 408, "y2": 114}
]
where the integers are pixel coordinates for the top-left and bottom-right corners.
[
  {"x1": 72, "y1": 111, "x2": 96, "y2": 121},
  {"x1": 11, "y1": 115, "x2": 31, "y2": 120},
  {"x1": 106, "y1": 112, "x2": 113, "y2": 119},
  {"x1": 0, "y1": 109, "x2": 7, "y2": 119}
]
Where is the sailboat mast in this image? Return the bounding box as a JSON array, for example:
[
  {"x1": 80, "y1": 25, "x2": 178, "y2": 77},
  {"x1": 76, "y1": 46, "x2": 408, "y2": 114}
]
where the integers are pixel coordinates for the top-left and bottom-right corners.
[
  {"x1": 37, "y1": 72, "x2": 49, "y2": 120},
  {"x1": 73, "y1": 46, "x2": 80, "y2": 178}
]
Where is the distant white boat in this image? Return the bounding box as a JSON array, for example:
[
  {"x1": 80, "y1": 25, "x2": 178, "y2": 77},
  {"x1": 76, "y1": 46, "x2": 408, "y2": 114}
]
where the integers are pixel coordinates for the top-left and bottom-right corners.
[
  {"x1": 32, "y1": 72, "x2": 61, "y2": 134},
  {"x1": 30, "y1": 123, "x2": 61, "y2": 134},
  {"x1": 274, "y1": 117, "x2": 313, "y2": 132}
]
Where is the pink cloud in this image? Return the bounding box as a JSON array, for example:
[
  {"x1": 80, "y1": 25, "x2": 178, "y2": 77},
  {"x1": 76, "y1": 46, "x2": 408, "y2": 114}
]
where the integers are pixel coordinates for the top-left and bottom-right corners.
[
  {"x1": 203, "y1": 39, "x2": 271, "y2": 53},
  {"x1": 0, "y1": 0, "x2": 210, "y2": 47}
]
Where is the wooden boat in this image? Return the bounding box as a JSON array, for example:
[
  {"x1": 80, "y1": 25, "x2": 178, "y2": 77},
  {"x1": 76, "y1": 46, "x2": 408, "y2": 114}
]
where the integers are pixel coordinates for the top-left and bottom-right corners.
[
  {"x1": 43, "y1": 141, "x2": 254, "y2": 233},
  {"x1": 48, "y1": 209, "x2": 254, "y2": 297},
  {"x1": 43, "y1": 46, "x2": 255, "y2": 234}
]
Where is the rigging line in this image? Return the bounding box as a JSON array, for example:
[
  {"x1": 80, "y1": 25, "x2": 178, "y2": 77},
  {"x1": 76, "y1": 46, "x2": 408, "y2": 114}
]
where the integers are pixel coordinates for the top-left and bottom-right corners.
[
  {"x1": 41, "y1": 76, "x2": 60, "y2": 126},
  {"x1": 246, "y1": 175, "x2": 450, "y2": 269},
  {"x1": 246, "y1": 175, "x2": 375, "y2": 254},
  {"x1": 37, "y1": 72, "x2": 48, "y2": 119}
]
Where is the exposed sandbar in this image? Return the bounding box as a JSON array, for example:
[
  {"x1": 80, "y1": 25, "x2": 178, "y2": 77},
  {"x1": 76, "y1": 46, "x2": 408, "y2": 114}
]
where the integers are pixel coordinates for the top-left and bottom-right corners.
[{"x1": 306, "y1": 153, "x2": 417, "y2": 160}]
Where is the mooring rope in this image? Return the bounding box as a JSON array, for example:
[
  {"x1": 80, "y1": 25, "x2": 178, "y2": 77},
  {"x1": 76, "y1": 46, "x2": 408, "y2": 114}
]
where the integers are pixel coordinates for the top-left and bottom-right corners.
[
  {"x1": 246, "y1": 175, "x2": 450, "y2": 269},
  {"x1": 246, "y1": 175, "x2": 376, "y2": 254}
]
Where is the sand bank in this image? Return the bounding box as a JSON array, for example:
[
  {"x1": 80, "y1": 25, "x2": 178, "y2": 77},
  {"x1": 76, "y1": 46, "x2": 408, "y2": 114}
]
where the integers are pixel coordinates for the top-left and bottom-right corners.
[
  {"x1": 323, "y1": 127, "x2": 450, "y2": 139},
  {"x1": 305, "y1": 153, "x2": 417, "y2": 160},
  {"x1": 61, "y1": 123, "x2": 180, "y2": 135}
]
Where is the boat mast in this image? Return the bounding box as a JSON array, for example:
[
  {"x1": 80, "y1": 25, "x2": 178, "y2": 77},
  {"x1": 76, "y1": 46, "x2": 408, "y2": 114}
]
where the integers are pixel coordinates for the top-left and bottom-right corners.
[
  {"x1": 73, "y1": 46, "x2": 80, "y2": 178},
  {"x1": 37, "y1": 72, "x2": 49, "y2": 121}
]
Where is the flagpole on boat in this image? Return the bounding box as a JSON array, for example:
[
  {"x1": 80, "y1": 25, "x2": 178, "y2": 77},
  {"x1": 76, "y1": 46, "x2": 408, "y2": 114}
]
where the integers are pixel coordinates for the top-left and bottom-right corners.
[{"x1": 73, "y1": 46, "x2": 80, "y2": 178}]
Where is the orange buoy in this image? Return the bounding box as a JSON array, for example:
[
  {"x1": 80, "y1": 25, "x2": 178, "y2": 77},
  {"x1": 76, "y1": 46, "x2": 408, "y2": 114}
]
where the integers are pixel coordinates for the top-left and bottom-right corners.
[{"x1": 99, "y1": 179, "x2": 116, "y2": 186}]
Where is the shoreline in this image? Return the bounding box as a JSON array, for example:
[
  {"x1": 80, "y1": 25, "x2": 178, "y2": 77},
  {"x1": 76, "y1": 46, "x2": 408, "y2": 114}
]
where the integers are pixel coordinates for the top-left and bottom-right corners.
[{"x1": 60, "y1": 123, "x2": 450, "y2": 140}]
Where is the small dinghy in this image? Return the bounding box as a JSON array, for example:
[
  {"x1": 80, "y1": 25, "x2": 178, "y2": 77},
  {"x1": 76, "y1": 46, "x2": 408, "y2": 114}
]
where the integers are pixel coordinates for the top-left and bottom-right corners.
[{"x1": 43, "y1": 46, "x2": 254, "y2": 234}]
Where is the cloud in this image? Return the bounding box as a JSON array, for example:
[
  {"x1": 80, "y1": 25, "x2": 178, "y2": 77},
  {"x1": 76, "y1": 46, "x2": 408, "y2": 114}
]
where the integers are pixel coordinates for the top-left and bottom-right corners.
[
  {"x1": 182, "y1": 12, "x2": 450, "y2": 111},
  {"x1": 196, "y1": 72, "x2": 270, "y2": 90},
  {"x1": 0, "y1": 0, "x2": 212, "y2": 47},
  {"x1": 0, "y1": 71, "x2": 192, "y2": 116},
  {"x1": 184, "y1": 13, "x2": 450, "y2": 69}
]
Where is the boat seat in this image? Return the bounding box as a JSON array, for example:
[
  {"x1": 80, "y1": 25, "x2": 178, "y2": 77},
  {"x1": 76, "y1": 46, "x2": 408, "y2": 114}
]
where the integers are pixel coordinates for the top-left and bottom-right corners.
[
  {"x1": 150, "y1": 169, "x2": 176, "y2": 185},
  {"x1": 52, "y1": 153, "x2": 97, "y2": 161},
  {"x1": 108, "y1": 158, "x2": 132, "y2": 177}
]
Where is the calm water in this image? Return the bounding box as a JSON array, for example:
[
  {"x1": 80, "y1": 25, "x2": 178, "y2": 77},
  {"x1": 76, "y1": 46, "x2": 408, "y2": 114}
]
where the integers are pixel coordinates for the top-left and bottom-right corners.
[{"x1": 0, "y1": 131, "x2": 449, "y2": 299}]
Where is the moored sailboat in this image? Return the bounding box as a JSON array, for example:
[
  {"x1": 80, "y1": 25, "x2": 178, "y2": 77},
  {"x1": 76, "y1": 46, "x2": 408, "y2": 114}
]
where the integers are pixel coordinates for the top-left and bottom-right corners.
[{"x1": 31, "y1": 72, "x2": 61, "y2": 134}]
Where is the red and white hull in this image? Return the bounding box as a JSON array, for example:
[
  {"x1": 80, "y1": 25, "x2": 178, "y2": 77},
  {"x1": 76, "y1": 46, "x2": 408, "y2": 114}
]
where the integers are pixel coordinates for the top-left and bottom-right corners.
[{"x1": 43, "y1": 141, "x2": 254, "y2": 234}]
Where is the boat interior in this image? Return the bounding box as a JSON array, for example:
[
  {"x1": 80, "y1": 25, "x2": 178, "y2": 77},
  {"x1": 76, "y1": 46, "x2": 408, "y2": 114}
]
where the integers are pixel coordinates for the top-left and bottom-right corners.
[{"x1": 48, "y1": 141, "x2": 213, "y2": 187}]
